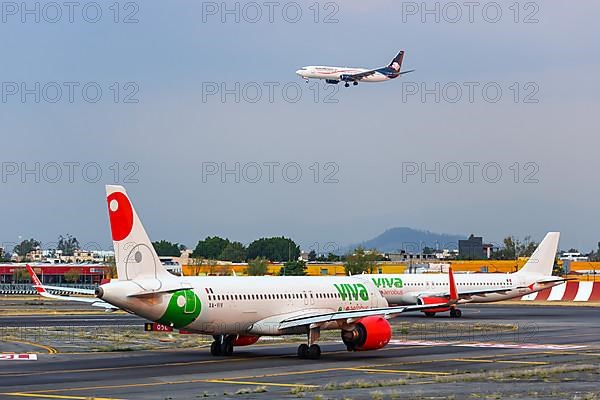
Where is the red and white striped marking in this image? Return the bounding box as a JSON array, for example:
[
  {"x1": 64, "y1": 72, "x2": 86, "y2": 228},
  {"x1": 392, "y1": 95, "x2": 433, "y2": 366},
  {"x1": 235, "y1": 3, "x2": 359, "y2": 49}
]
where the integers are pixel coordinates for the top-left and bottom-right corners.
[
  {"x1": 0, "y1": 353, "x2": 37, "y2": 361},
  {"x1": 521, "y1": 282, "x2": 600, "y2": 301}
]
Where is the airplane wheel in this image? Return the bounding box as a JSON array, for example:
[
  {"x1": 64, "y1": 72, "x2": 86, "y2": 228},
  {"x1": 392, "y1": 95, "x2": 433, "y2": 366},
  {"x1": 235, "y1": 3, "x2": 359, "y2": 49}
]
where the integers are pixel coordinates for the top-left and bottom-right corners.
[
  {"x1": 353, "y1": 81, "x2": 358, "y2": 86},
  {"x1": 424, "y1": 312, "x2": 436, "y2": 318},
  {"x1": 297, "y1": 344, "x2": 309, "y2": 359},
  {"x1": 210, "y1": 341, "x2": 221, "y2": 356},
  {"x1": 450, "y1": 309, "x2": 462, "y2": 318},
  {"x1": 307, "y1": 344, "x2": 321, "y2": 360},
  {"x1": 344, "y1": 82, "x2": 350, "y2": 87},
  {"x1": 220, "y1": 338, "x2": 234, "y2": 356}
]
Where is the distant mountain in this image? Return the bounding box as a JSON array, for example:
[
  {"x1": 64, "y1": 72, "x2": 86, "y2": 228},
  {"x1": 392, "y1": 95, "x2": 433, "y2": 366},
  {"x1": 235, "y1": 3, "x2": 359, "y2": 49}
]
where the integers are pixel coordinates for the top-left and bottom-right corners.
[{"x1": 343, "y1": 227, "x2": 467, "y2": 254}]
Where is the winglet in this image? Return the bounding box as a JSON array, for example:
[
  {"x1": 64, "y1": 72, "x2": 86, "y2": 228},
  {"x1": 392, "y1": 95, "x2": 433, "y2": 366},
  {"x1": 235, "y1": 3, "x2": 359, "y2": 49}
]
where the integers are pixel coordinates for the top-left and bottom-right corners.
[
  {"x1": 25, "y1": 264, "x2": 46, "y2": 295},
  {"x1": 448, "y1": 267, "x2": 458, "y2": 302}
]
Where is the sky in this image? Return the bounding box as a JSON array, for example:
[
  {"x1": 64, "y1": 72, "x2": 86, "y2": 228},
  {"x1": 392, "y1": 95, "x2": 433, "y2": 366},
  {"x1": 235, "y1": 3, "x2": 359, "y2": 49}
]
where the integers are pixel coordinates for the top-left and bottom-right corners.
[{"x1": 1, "y1": 0, "x2": 599, "y2": 253}]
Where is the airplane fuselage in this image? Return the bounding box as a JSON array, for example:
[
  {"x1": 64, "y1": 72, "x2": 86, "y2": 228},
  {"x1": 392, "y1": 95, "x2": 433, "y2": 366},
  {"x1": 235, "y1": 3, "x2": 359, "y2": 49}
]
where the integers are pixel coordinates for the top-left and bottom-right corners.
[
  {"x1": 99, "y1": 275, "x2": 389, "y2": 335},
  {"x1": 360, "y1": 272, "x2": 561, "y2": 305},
  {"x1": 296, "y1": 66, "x2": 398, "y2": 83}
]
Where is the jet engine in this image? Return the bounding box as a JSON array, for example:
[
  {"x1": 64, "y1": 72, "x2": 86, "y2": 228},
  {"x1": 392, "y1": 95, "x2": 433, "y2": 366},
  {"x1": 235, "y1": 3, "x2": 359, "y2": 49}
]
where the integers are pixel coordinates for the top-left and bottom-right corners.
[
  {"x1": 341, "y1": 316, "x2": 392, "y2": 351},
  {"x1": 417, "y1": 296, "x2": 450, "y2": 313},
  {"x1": 325, "y1": 79, "x2": 340, "y2": 84}
]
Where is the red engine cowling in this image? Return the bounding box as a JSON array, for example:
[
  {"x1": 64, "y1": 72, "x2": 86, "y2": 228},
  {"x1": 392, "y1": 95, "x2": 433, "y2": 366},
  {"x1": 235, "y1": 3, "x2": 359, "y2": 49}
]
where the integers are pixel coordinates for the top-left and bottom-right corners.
[
  {"x1": 417, "y1": 296, "x2": 450, "y2": 313},
  {"x1": 341, "y1": 316, "x2": 392, "y2": 351},
  {"x1": 233, "y1": 335, "x2": 260, "y2": 346}
]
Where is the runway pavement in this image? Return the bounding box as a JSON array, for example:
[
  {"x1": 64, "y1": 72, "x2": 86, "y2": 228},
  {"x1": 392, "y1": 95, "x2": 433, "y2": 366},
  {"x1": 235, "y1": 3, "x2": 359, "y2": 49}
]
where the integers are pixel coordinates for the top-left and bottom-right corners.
[{"x1": 0, "y1": 304, "x2": 598, "y2": 400}]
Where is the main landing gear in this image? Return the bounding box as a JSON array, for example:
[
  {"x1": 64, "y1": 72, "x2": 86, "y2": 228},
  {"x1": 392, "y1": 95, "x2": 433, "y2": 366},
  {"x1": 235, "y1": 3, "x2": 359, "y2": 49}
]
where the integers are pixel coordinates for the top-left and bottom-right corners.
[
  {"x1": 450, "y1": 308, "x2": 462, "y2": 318},
  {"x1": 424, "y1": 308, "x2": 462, "y2": 318},
  {"x1": 343, "y1": 81, "x2": 359, "y2": 88},
  {"x1": 210, "y1": 334, "x2": 235, "y2": 356},
  {"x1": 297, "y1": 326, "x2": 321, "y2": 359}
]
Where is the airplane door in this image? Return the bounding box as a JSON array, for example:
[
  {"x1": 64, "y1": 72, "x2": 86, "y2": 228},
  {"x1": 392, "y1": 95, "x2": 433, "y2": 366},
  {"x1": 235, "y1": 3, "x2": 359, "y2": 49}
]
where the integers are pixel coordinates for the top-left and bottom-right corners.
[
  {"x1": 308, "y1": 291, "x2": 315, "y2": 305},
  {"x1": 184, "y1": 289, "x2": 197, "y2": 314},
  {"x1": 303, "y1": 291, "x2": 309, "y2": 305}
]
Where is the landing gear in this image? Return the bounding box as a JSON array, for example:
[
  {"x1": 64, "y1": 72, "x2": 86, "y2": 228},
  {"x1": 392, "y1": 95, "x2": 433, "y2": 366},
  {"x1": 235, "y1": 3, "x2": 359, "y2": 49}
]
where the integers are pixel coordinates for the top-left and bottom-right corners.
[
  {"x1": 297, "y1": 343, "x2": 321, "y2": 359},
  {"x1": 210, "y1": 334, "x2": 234, "y2": 356},
  {"x1": 450, "y1": 308, "x2": 462, "y2": 318},
  {"x1": 344, "y1": 82, "x2": 350, "y2": 87},
  {"x1": 298, "y1": 326, "x2": 322, "y2": 359},
  {"x1": 353, "y1": 81, "x2": 358, "y2": 86}
]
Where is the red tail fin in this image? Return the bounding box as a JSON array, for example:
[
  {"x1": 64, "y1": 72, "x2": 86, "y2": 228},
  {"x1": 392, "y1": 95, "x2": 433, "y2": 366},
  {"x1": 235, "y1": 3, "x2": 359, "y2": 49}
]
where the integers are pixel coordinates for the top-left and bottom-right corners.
[
  {"x1": 25, "y1": 264, "x2": 46, "y2": 294},
  {"x1": 448, "y1": 267, "x2": 458, "y2": 302}
]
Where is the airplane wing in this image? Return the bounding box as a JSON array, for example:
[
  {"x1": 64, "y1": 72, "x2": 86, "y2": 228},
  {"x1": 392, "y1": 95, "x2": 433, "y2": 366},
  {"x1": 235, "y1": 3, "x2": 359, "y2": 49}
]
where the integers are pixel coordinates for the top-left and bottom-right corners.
[
  {"x1": 342, "y1": 68, "x2": 415, "y2": 82},
  {"x1": 420, "y1": 287, "x2": 517, "y2": 299},
  {"x1": 420, "y1": 276, "x2": 573, "y2": 300},
  {"x1": 278, "y1": 302, "x2": 450, "y2": 331},
  {"x1": 25, "y1": 265, "x2": 118, "y2": 311},
  {"x1": 33, "y1": 284, "x2": 96, "y2": 295}
]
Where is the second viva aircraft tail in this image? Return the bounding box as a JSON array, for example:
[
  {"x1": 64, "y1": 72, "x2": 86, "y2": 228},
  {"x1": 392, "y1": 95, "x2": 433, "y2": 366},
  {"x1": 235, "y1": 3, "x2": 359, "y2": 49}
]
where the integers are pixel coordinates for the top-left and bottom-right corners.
[{"x1": 515, "y1": 232, "x2": 560, "y2": 276}]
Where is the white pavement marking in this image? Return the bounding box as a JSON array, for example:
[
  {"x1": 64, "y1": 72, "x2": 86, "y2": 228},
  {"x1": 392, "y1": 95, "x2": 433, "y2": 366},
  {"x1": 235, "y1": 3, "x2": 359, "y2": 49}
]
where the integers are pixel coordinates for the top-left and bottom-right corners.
[
  {"x1": 386, "y1": 339, "x2": 586, "y2": 350},
  {"x1": 0, "y1": 354, "x2": 38, "y2": 361}
]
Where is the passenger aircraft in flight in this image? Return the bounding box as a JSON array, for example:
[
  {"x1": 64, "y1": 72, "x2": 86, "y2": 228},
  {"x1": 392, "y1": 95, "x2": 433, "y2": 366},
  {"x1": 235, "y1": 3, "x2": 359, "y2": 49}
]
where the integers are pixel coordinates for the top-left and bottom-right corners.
[
  {"x1": 58, "y1": 185, "x2": 453, "y2": 359},
  {"x1": 359, "y1": 232, "x2": 564, "y2": 318},
  {"x1": 296, "y1": 50, "x2": 414, "y2": 87}
]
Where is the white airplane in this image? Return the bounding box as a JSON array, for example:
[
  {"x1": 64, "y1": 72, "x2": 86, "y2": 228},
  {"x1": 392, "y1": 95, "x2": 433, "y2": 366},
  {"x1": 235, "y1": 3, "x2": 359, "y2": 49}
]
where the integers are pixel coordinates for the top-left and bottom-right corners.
[
  {"x1": 359, "y1": 232, "x2": 565, "y2": 318},
  {"x1": 296, "y1": 50, "x2": 414, "y2": 87},
  {"x1": 83, "y1": 185, "x2": 454, "y2": 359}
]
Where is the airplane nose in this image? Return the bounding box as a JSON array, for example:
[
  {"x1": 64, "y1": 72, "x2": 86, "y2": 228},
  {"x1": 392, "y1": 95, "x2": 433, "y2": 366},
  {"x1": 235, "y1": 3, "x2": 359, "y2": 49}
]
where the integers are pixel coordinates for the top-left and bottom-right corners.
[{"x1": 296, "y1": 69, "x2": 304, "y2": 76}]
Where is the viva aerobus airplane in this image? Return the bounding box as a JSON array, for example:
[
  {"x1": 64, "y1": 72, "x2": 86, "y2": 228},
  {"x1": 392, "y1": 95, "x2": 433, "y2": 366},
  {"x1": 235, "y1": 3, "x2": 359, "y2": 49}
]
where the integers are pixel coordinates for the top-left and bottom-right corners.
[
  {"x1": 32, "y1": 185, "x2": 455, "y2": 359},
  {"x1": 358, "y1": 232, "x2": 564, "y2": 318},
  {"x1": 296, "y1": 50, "x2": 415, "y2": 87}
]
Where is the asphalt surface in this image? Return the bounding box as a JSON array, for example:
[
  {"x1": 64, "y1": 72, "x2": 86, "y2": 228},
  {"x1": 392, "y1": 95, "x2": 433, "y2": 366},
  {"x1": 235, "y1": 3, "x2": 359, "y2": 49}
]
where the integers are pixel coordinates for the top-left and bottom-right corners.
[{"x1": 0, "y1": 304, "x2": 599, "y2": 400}]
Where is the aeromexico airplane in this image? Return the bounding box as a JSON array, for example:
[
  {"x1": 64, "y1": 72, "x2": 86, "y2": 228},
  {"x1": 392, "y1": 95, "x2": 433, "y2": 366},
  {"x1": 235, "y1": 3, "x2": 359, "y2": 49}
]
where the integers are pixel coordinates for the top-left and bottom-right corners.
[
  {"x1": 358, "y1": 232, "x2": 565, "y2": 318},
  {"x1": 296, "y1": 50, "x2": 415, "y2": 87},
  {"x1": 28, "y1": 185, "x2": 454, "y2": 360}
]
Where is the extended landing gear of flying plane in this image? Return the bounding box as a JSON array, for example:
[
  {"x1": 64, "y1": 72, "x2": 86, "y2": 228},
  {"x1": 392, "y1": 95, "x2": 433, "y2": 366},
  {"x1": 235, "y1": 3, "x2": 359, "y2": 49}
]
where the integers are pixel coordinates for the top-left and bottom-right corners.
[
  {"x1": 297, "y1": 326, "x2": 322, "y2": 359},
  {"x1": 353, "y1": 81, "x2": 358, "y2": 86},
  {"x1": 210, "y1": 334, "x2": 235, "y2": 356},
  {"x1": 344, "y1": 82, "x2": 350, "y2": 87}
]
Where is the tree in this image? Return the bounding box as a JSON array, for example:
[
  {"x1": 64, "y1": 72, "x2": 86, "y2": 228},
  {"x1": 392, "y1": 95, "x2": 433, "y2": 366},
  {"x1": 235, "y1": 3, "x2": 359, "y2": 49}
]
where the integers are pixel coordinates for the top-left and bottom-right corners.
[
  {"x1": 326, "y1": 252, "x2": 341, "y2": 262},
  {"x1": 280, "y1": 259, "x2": 307, "y2": 276},
  {"x1": 492, "y1": 235, "x2": 538, "y2": 260},
  {"x1": 104, "y1": 256, "x2": 118, "y2": 279},
  {"x1": 422, "y1": 246, "x2": 434, "y2": 255},
  {"x1": 246, "y1": 237, "x2": 300, "y2": 262},
  {"x1": 192, "y1": 236, "x2": 230, "y2": 259},
  {"x1": 307, "y1": 250, "x2": 317, "y2": 262},
  {"x1": 343, "y1": 247, "x2": 378, "y2": 275},
  {"x1": 57, "y1": 234, "x2": 80, "y2": 256},
  {"x1": 246, "y1": 257, "x2": 269, "y2": 276},
  {"x1": 152, "y1": 240, "x2": 183, "y2": 257},
  {"x1": 13, "y1": 238, "x2": 41, "y2": 258},
  {"x1": 64, "y1": 268, "x2": 80, "y2": 283},
  {"x1": 12, "y1": 268, "x2": 29, "y2": 283},
  {"x1": 219, "y1": 241, "x2": 247, "y2": 263}
]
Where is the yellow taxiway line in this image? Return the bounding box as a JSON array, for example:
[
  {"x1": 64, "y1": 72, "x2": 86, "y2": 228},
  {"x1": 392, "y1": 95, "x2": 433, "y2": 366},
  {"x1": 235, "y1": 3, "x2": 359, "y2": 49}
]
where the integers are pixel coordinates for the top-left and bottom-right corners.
[
  {"x1": 2, "y1": 393, "x2": 121, "y2": 400},
  {"x1": 0, "y1": 339, "x2": 57, "y2": 354}
]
